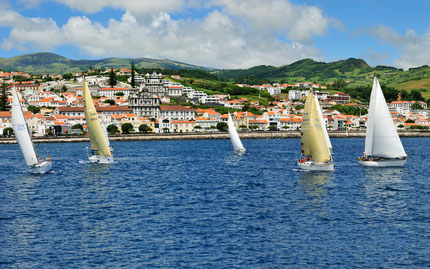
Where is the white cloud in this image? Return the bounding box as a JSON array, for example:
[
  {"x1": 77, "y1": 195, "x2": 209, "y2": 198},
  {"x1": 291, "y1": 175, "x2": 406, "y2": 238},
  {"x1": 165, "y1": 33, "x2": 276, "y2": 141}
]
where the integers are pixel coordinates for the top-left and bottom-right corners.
[
  {"x1": 1, "y1": 0, "x2": 333, "y2": 68},
  {"x1": 369, "y1": 25, "x2": 430, "y2": 69},
  {"x1": 0, "y1": 8, "x2": 63, "y2": 50},
  {"x1": 209, "y1": 0, "x2": 332, "y2": 43}
]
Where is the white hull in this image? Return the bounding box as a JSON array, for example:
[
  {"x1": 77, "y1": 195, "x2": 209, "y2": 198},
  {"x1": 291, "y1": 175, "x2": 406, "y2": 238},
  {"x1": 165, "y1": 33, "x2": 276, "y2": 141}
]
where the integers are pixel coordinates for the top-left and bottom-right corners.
[
  {"x1": 32, "y1": 160, "x2": 52, "y2": 174},
  {"x1": 233, "y1": 148, "x2": 246, "y2": 154},
  {"x1": 298, "y1": 161, "x2": 334, "y2": 171},
  {"x1": 358, "y1": 158, "x2": 407, "y2": 167},
  {"x1": 89, "y1": 155, "x2": 114, "y2": 164}
]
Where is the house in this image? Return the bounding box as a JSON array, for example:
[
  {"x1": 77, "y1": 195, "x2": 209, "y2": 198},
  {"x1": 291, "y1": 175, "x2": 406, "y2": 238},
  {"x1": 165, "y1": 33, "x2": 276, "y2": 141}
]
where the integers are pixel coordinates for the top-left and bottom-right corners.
[
  {"x1": 159, "y1": 105, "x2": 195, "y2": 121},
  {"x1": 171, "y1": 120, "x2": 196, "y2": 133}
]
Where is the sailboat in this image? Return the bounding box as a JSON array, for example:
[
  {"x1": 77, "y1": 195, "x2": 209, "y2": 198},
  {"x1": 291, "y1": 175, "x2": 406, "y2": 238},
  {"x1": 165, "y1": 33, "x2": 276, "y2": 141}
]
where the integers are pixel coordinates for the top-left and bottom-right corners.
[
  {"x1": 358, "y1": 77, "x2": 407, "y2": 167},
  {"x1": 83, "y1": 78, "x2": 114, "y2": 164},
  {"x1": 298, "y1": 90, "x2": 334, "y2": 171},
  {"x1": 227, "y1": 112, "x2": 246, "y2": 153},
  {"x1": 11, "y1": 87, "x2": 52, "y2": 173}
]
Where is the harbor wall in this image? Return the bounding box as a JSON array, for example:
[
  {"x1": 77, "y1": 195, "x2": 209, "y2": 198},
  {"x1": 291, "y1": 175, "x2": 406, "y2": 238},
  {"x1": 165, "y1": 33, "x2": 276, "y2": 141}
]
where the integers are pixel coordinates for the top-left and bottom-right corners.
[{"x1": 1, "y1": 130, "x2": 430, "y2": 144}]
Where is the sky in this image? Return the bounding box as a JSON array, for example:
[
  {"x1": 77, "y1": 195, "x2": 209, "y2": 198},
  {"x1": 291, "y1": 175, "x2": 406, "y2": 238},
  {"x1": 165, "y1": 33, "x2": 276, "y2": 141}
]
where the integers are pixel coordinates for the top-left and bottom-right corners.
[{"x1": 0, "y1": 0, "x2": 430, "y2": 69}]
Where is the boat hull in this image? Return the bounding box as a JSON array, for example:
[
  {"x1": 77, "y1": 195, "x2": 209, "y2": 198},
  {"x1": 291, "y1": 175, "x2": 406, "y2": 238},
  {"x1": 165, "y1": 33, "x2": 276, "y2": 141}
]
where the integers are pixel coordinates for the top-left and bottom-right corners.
[
  {"x1": 298, "y1": 161, "x2": 334, "y2": 171},
  {"x1": 89, "y1": 155, "x2": 114, "y2": 164},
  {"x1": 358, "y1": 158, "x2": 407, "y2": 167},
  {"x1": 32, "y1": 160, "x2": 52, "y2": 174}
]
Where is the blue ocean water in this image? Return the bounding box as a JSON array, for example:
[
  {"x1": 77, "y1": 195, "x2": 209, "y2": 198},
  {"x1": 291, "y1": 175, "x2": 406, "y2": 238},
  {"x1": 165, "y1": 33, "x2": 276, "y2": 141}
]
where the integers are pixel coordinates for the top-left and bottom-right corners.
[{"x1": 0, "y1": 138, "x2": 429, "y2": 268}]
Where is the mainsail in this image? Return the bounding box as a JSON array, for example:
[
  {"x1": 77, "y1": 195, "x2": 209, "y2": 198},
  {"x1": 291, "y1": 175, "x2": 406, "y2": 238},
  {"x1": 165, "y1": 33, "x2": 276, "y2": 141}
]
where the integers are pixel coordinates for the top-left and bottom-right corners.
[
  {"x1": 11, "y1": 87, "x2": 39, "y2": 166},
  {"x1": 227, "y1": 112, "x2": 245, "y2": 152},
  {"x1": 301, "y1": 92, "x2": 332, "y2": 163},
  {"x1": 364, "y1": 77, "x2": 406, "y2": 158},
  {"x1": 83, "y1": 78, "x2": 112, "y2": 157}
]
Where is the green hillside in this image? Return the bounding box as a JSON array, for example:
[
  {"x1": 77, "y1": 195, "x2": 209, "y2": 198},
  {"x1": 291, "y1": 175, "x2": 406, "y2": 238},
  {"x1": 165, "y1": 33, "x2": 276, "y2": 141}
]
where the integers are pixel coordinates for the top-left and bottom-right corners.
[{"x1": 0, "y1": 52, "x2": 214, "y2": 74}]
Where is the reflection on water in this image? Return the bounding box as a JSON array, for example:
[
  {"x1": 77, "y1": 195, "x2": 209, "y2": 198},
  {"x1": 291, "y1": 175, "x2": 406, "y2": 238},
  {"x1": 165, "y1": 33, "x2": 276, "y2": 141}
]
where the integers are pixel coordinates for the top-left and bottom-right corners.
[
  {"x1": 361, "y1": 167, "x2": 407, "y2": 217},
  {"x1": 225, "y1": 151, "x2": 246, "y2": 167},
  {"x1": 298, "y1": 171, "x2": 333, "y2": 200}
]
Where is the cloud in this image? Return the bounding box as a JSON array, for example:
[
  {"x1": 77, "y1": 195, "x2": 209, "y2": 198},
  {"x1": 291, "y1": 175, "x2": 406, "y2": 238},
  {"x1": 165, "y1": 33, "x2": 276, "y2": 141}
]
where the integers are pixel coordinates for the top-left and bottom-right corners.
[
  {"x1": 0, "y1": 8, "x2": 63, "y2": 50},
  {"x1": 369, "y1": 25, "x2": 430, "y2": 69},
  {"x1": 1, "y1": 0, "x2": 334, "y2": 68},
  {"x1": 209, "y1": 0, "x2": 332, "y2": 43}
]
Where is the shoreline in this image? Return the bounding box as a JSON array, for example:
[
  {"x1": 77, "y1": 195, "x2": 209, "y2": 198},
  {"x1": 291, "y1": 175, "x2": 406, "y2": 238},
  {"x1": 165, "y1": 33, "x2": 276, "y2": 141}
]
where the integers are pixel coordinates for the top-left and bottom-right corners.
[{"x1": 1, "y1": 131, "x2": 430, "y2": 144}]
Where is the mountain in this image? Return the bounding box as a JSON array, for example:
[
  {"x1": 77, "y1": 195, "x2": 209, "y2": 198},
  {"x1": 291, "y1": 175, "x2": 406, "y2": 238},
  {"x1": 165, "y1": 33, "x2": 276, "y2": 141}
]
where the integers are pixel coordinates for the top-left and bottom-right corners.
[
  {"x1": 214, "y1": 58, "x2": 374, "y2": 82},
  {"x1": 0, "y1": 52, "x2": 215, "y2": 74}
]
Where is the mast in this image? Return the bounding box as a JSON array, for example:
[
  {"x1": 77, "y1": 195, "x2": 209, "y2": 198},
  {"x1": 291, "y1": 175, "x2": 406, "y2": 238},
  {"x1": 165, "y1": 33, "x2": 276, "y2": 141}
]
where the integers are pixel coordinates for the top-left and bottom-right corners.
[
  {"x1": 11, "y1": 87, "x2": 39, "y2": 166},
  {"x1": 83, "y1": 78, "x2": 112, "y2": 157}
]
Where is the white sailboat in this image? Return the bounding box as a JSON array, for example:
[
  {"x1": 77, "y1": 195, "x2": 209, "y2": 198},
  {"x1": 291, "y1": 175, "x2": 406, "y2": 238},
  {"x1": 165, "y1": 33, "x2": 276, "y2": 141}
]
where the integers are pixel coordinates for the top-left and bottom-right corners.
[
  {"x1": 227, "y1": 112, "x2": 246, "y2": 153},
  {"x1": 83, "y1": 78, "x2": 114, "y2": 164},
  {"x1": 11, "y1": 87, "x2": 52, "y2": 173},
  {"x1": 358, "y1": 77, "x2": 407, "y2": 167},
  {"x1": 298, "y1": 90, "x2": 334, "y2": 171}
]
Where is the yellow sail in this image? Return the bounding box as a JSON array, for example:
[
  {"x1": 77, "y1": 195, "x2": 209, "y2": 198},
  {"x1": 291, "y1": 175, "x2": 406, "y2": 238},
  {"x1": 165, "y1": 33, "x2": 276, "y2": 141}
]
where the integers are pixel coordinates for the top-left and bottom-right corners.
[
  {"x1": 301, "y1": 93, "x2": 312, "y2": 156},
  {"x1": 83, "y1": 78, "x2": 112, "y2": 157},
  {"x1": 301, "y1": 92, "x2": 331, "y2": 162}
]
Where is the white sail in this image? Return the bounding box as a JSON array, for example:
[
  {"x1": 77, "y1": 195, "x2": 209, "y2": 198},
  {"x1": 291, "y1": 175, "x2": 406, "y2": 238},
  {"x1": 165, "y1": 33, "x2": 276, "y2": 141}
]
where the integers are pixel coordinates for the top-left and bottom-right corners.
[
  {"x1": 11, "y1": 87, "x2": 39, "y2": 166},
  {"x1": 315, "y1": 94, "x2": 332, "y2": 151},
  {"x1": 364, "y1": 77, "x2": 406, "y2": 158},
  {"x1": 227, "y1": 113, "x2": 245, "y2": 152}
]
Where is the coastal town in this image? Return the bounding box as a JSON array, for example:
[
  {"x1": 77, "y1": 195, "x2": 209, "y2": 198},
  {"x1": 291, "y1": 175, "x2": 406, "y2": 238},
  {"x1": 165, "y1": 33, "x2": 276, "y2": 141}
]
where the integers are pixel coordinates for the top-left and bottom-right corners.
[{"x1": 0, "y1": 68, "x2": 428, "y2": 137}]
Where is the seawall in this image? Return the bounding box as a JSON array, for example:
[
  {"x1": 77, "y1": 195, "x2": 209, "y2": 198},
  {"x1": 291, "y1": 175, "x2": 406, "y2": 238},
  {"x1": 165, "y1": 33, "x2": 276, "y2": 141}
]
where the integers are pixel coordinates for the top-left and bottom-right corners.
[{"x1": 1, "y1": 131, "x2": 430, "y2": 144}]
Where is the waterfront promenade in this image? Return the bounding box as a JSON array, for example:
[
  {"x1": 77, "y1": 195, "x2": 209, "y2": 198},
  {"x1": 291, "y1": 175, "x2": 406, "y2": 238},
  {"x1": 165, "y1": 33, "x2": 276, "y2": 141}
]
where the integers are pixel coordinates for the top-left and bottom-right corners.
[{"x1": 1, "y1": 130, "x2": 430, "y2": 144}]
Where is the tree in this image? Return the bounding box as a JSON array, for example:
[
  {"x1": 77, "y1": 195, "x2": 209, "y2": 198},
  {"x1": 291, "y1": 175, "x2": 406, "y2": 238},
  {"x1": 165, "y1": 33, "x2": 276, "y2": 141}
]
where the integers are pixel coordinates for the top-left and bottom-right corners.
[
  {"x1": 104, "y1": 100, "x2": 115, "y2": 105},
  {"x1": 109, "y1": 68, "x2": 117, "y2": 87},
  {"x1": 121, "y1": 123, "x2": 134, "y2": 134},
  {"x1": 27, "y1": 105, "x2": 41, "y2": 114},
  {"x1": 405, "y1": 119, "x2": 415, "y2": 123},
  {"x1": 3, "y1": 127, "x2": 13, "y2": 137},
  {"x1": 268, "y1": 125, "x2": 278, "y2": 131},
  {"x1": 131, "y1": 62, "x2": 136, "y2": 88},
  {"x1": 239, "y1": 124, "x2": 248, "y2": 130},
  {"x1": 411, "y1": 102, "x2": 424, "y2": 110},
  {"x1": 216, "y1": 122, "x2": 228, "y2": 131},
  {"x1": 115, "y1": 92, "x2": 124, "y2": 96},
  {"x1": 139, "y1": 124, "x2": 152, "y2": 133},
  {"x1": 107, "y1": 124, "x2": 119, "y2": 134},
  {"x1": 62, "y1": 73, "x2": 73, "y2": 80},
  {"x1": 333, "y1": 79, "x2": 347, "y2": 90},
  {"x1": 0, "y1": 83, "x2": 8, "y2": 111},
  {"x1": 194, "y1": 125, "x2": 202, "y2": 131},
  {"x1": 72, "y1": 123, "x2": 83, "y2": 130},
  {"x1": 61, "y1": 85, "x2": 68, "y2": 92}
]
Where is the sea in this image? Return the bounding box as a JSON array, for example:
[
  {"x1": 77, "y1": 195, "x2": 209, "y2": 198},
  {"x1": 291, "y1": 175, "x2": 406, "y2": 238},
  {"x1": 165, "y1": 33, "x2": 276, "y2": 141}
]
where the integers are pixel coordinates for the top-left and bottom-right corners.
[{"x1": 0, "y1": 138, "x2": 429, "y2": 268}]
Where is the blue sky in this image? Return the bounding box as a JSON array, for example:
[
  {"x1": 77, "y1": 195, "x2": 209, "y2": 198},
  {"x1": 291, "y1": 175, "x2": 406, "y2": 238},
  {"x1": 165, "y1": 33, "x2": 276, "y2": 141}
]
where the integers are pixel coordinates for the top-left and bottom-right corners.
[{"x1": 0, "y1": 0, "x2": 429, "y2": 69}]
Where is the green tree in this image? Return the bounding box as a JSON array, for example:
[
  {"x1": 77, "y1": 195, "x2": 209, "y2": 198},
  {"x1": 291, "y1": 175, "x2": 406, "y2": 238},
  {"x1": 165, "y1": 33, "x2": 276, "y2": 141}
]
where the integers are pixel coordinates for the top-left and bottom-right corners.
[
  {"x1": 138, "y1": 124, "x2": 152, "y2": 133},
  {"x1": 61, "y1": 85, "x2": 68, "y2": 92},
  {"x1": 115, "y1": 92, "x2": 124, "y2": 96},
  {"x1": 1, "y1": 83, "x2": 8, "y2": 111},
  {"x1": 121, "y1": 123, "x2": 134, "y2": 134},
  {"x1": 104, "y1": 99, "x2": 115, "y2": 105},
  {"x1": 216, "y1": 122, "x2": 228, "y2": 131},
  {"x1": 107, "y1": 124, "x2": 119, "y2": 134},
  {"x1": 411, "y1": 102, "x2": 424, "y2": 110},
  {"x1": 62, "y1": 73, "x2": 73, "y2": 80},
  {"x1": 27, "y1": 105, "x2": 41, "y2": 114},
  {"x1": 131, "y1": 62, "x2": 136, "y2": 88},
  {"x1": 72, "y1": 123, "x2": 83, "y2": 130},
  {"x1": 405, "y1": 119, "x2": 415, "y2": 123},
  {"x1": 268, "y1": 125, "x2": 278, "y2": 131},
  {"x1": 3, "y1": 127, "x2": 13, "y2": 136},
  {"x1": 109, "y1": 68, "x2": 117, "y2": 87},
  {"x1": 333, "y1": 79, "x2": 347, "y2": 90}
]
